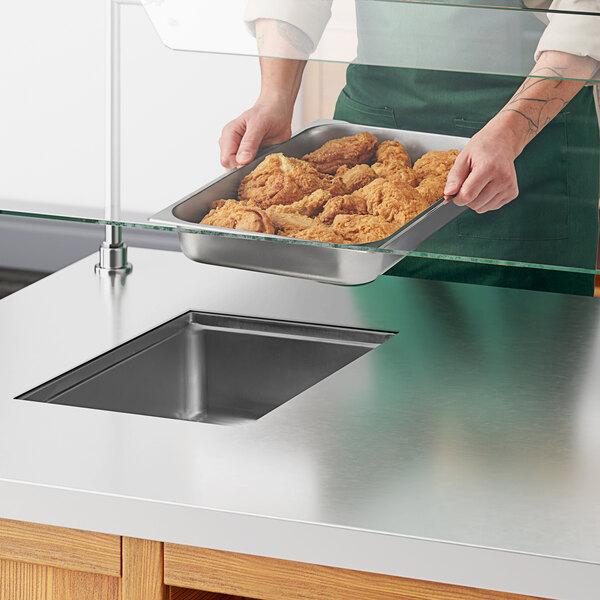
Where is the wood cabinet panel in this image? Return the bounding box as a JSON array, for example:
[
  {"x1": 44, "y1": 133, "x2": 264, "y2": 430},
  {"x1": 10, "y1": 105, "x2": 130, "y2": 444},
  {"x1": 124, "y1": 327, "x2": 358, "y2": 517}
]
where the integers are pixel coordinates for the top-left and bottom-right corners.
[
  {"x1": 169, "y1": 587, "x2": 255, "y2": 600},
  {"x1": 165, "y1": 544, "x2": 548, "y2": 600},
  {"x1": 0, "y1": 558, "x2": 120, "y2": 600},
  {"x1": 0, "y1": 518, "x2": 121, "y2": 577},
  {"x1": 122, "y1": 537, "x2": 167, "y2": 600},
  {"x1": 169, "y1": 587, "x2": 253, "y2": 600}
]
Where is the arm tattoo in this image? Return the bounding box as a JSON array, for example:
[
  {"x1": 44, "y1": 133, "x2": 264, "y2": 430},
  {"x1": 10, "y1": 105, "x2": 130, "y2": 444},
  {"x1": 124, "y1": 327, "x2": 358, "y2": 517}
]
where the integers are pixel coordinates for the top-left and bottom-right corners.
[
  {"x1": 276, "y1": 21, "x2": 313, "y2": 55},
  {"x1": 500, "y1": 66, "x2": 569, "y2": 138}
]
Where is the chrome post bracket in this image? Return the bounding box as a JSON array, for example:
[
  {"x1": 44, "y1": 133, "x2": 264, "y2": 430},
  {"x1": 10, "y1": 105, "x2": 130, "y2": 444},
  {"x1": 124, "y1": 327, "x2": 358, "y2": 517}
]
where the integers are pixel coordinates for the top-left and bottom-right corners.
[{"x1": 95, "y1": 226, "x2": 132, "y2": 275}]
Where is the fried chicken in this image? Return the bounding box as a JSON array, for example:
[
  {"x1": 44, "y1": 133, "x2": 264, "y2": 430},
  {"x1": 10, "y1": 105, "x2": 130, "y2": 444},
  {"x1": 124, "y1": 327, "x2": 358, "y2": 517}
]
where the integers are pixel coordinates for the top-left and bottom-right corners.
[
  {"x1": 330, "y1": 164, "x2": 377, "y2": 195},
  {"x1": 332, "y1": 214, "x2": 399, "y2": 244},
  {"x1": 265, "y1": 188, "x2": 332, "y2": 219},
  {"x1": 370, "y1": 140, "x2": 417, "y2": 186},
  {"x1": 319, "y1": 194, "x2": 368, "y2": 225},
  {"x1": 265, "y1": 210, "x2": 316, "y2": 235},
  {"x1": 375, "y1": 140, "x2": 412, "y2": 168},
  {"x1": 360, "y1": 178, "x2": 430, "y2": 226},
  {"x1": 201, "y1": 199, "x2": 275, "y2": 234},
  {"x1": 238, "y1": 153, "x2": 329, "y2": 208},
  {"x1": 204, "y1": 135, "x2": 457, "y2": 246},
  {"x1": 371, "y1": 163, "x2": 418, "y2": 186},
  {"x1": 302, "y1": 132, "x2": 378, "y2": 175},
  {"x1": 287, "y1": 223, "x2": 346, "y2": 244},
  {"x1": 413, "y1": 149, "x2": 459, "y2": 182},
  {"x1": 417, "y1": 175, "x2": 447, "y2": 205}
]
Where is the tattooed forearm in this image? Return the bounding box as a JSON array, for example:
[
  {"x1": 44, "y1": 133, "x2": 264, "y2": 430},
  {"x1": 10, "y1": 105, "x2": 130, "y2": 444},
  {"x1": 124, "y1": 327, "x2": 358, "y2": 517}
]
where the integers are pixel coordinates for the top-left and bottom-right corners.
[
  {"x1": 529, "y1": 65, "x2": 567, "y2": 79},
  {"x1": 501, "y1": 98, "x2": 568, "y2": 138},
  {"x1": 498, "y1": 59, "x2": 595, "y2": 142}
]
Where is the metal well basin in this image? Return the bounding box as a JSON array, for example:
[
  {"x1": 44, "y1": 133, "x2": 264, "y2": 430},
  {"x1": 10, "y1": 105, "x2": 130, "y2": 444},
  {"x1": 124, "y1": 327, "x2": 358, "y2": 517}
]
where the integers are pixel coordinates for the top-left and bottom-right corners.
[{"x1": 19, "y1": 312, "x2": 394, "y2": 425}]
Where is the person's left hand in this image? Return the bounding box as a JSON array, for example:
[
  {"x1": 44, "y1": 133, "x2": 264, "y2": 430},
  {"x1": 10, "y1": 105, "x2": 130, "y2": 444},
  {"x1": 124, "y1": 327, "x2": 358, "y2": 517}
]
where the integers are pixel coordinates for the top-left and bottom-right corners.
[{"x1": 443, "y1": 117, "x2": 523, "y2": 214}]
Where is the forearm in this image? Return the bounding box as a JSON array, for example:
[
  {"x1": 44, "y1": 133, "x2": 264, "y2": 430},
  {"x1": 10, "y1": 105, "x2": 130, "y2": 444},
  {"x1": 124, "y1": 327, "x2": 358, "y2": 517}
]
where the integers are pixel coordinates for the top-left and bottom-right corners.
[
  {"x1": 446, "y1": 51, "x2": 598, "y2": 212},
  {"x1": 255, "y1": 19, "x2": 308, "y2": 111},
  {"x1": 490, "y1": 50, "x2": 599, "y2": 158},
  {"x1": 219, "y1": 19, "x2": 309, "y2": 167}
]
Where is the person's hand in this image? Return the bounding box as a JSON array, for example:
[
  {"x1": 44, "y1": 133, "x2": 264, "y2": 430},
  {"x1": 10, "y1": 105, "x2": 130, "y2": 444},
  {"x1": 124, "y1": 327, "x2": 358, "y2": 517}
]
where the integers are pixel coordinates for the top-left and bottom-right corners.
[
  {"x1": 444, "y1": 117, "x2": 522, "y2": 214},
  {"x1": 219, "y1": 98, "x2": 294, "y2": 170}
]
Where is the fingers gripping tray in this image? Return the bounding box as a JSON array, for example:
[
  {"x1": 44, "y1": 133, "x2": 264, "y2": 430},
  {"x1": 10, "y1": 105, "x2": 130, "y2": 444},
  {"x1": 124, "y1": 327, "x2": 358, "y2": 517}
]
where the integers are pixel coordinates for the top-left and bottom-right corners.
[{"x1": 149, "y1": 120, "x2": 469, "y2": 285}]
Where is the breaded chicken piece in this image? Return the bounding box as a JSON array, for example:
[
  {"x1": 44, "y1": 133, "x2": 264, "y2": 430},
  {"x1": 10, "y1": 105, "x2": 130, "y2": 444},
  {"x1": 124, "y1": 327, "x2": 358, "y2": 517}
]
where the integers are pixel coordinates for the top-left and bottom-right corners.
[
  {"x1": 302, "y1": 132, "x2": 378, "y2": 174},
  {"x1": 330, "y1": 164, "x2": 377, "y2": 195},
  {"x1": 238, "y1": 153, "x2": 329, "y2": 208},
  {"x1": 265, "y1": 210, "x2": 316, "y2": 235},
  {"x1": 211, "y1": 199, "x2": 229, "y2": 210},
  {"x1": 201, "y1": 199, "x2": 275, "y2": 234},
  {"x1": 360, "y1": 178, "x2": 430, "y2": 226},
  {"x1": 319, "y1": 194, "x2": 368, "y2": 225},
  {"x1": 287, "y1": 224, "x2": 346, "y2": 244},
  {"x1": 413, "y1": 149, "x2": 459, "y2": 182},
  {"x1": 332, "y1": 214, "x2": 399, "y2": 244},
  {"x1": 375, "y1": 140, "x2": 412, "y2": 168},
  {"x1": 417, "y1": 175, "x2": 447, "y2": 205},
  {"x1": 266, "y1": 189, "x2": 331, "y2": 219},
  {"x1": 371, "y1": 162, "x2": 418, "y2": 186}
]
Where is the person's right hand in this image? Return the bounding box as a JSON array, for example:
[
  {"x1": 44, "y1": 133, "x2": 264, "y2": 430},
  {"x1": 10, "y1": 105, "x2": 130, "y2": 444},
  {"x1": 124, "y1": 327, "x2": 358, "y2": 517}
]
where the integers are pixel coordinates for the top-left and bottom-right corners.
[{"x1": 219, "y1": 99, "x2": 294, "y2": 170}]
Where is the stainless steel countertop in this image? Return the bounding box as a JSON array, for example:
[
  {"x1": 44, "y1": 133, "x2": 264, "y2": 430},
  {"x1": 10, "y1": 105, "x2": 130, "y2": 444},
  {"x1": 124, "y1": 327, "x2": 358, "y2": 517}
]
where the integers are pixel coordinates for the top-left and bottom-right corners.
[{"x1": 1, "y1": 248, "x2": 599, "y2": 599}]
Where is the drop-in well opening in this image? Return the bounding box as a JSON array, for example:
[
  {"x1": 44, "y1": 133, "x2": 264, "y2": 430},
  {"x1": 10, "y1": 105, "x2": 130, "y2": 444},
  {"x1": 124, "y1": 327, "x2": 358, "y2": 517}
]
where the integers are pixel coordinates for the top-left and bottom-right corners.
[{"x1": 18, "y1": 312, "x2": 395, "y2": 425}]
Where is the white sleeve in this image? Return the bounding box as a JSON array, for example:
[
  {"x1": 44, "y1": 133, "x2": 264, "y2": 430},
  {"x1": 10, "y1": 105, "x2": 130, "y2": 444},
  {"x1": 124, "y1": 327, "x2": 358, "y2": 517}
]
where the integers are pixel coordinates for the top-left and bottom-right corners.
[
  {"x1": 244, "y1": 0, "x2": 333, "y2": 52},
  {"x1": 534, "y1": 0, "x2": 600, "y2": 61}
]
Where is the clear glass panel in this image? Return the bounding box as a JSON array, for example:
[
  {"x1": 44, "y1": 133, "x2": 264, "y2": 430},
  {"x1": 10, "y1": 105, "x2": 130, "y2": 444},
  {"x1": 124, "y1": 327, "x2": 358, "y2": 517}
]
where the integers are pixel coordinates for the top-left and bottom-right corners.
[
  {"x1": 1, "y1": 0, "x2": 599, "y2": 290},
  {"x1": 141, "y1": 0, "x2": 600, "y2": 83}
]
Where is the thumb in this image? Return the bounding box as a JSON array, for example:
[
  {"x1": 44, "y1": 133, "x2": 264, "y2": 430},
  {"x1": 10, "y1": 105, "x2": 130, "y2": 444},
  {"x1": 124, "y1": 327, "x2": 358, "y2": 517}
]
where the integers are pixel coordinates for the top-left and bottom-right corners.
[
  {"x1": 444, "y1": 151, "x2": 470, "y2": 198},
  {"x1": 236, "y1": 121, "x2": 267, "y2": 166}
]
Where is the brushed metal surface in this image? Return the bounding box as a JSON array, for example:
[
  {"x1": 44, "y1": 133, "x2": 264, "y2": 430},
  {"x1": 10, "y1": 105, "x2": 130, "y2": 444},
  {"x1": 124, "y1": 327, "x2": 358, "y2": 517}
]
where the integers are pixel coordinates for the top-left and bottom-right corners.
[
  {"x1": 1, "y1": 249, "x2": 600, "y2": 600},
  {"x1": 149, "y1": 120, "x2": 468, "y2": 284},
  {"x1": 19, "y1": 312, "x2": 392, "y2": 424}
]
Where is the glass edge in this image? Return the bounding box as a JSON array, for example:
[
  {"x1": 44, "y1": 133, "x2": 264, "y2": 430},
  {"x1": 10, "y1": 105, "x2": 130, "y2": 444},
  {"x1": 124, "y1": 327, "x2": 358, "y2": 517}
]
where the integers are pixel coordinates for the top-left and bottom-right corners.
[{"x1": 3, "y1": 209, "x2": 598, "y2": 277}]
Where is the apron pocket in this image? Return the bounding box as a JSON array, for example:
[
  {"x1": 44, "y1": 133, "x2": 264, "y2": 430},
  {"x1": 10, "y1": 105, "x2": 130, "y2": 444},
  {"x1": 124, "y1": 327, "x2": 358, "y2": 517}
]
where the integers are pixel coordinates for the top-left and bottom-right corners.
[
  {"x1": 334, "y1": 90, "x2": 397, "y2": 129},
  {"x1": 455, "y1": 114, "x2": 570, "y2": 242},
  {"x1": 454, "y1": 117, "x2": 486, "y2": 132}
]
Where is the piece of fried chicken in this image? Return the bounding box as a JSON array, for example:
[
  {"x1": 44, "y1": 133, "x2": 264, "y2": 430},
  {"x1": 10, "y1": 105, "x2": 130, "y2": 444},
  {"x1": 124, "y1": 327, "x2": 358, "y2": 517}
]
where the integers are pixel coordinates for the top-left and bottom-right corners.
[
  {"x1": 201, "y1": 199, "x2": 275, "y2": 234},
  {"x1": 287, "y1": 223, "x2": 346, "y2": 244},
  {"x1": 417, "y1": 175, "x2": 447, "y2": 205},
  {"x1": 413, "y1": 149, "x2": 459, "y2": 182},
  {"x1": 330, "y1": 164, "x2": 377, "y2": 195},
  {"x1": 319, "y1": 193, "x2": 368, "y2": 225},
  {"x1": 265, "y1": 210, "x2": 316, "y2": 236},
  {"x1": 371, "y1": 163, "x2": 418, "y2": 186},
  {"x1": 266, "y1": 189, "x2": 331, "y2": 219},
  {"x1": 375, "y1": 140, "x2": 412, "y2": 168},
  {"x1": 238, "y1": 153, "x2": 329, "y2": 208},
  {"x1": 370, "y1": 140, "x2": 417, "y2": 185},
  {"x1": 360, "y1": 178, "x2": 430, "y2": 226},
  {"x1": 302, "y1": 132, "x2": 378, "y2": 175},
  {"x1": 332, "y1": 214, "x2": 399, "y2": 244}
]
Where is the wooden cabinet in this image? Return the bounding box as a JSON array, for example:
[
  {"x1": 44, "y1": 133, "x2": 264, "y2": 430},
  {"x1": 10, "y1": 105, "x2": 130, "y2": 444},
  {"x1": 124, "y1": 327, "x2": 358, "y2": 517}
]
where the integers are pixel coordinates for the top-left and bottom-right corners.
[
  {"x1": 0, "y1": 518, "x2": 547, "y2": 600},
  {"x1": 0, "y1": 518, "x2": 121, "y2": 600}
]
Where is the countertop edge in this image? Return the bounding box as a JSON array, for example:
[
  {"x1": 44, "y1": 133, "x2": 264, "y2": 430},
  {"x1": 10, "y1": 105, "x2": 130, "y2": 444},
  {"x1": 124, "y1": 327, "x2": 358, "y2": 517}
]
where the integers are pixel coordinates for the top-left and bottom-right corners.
[{"x1": 1, "y1": 479, "x2": 598, "y2": 600}]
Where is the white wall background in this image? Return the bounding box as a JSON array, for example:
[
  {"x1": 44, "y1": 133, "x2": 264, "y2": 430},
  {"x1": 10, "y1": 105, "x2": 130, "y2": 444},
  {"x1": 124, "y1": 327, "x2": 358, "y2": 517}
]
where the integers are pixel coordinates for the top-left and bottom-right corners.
[{"x1": 0, "y1": 0, "x2": 267, "y2": 221}]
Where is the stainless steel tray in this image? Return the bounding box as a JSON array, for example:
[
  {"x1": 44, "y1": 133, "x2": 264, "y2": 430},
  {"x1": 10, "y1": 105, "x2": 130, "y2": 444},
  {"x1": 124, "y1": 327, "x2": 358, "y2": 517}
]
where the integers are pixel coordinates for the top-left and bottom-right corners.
[{"x1": 149, "y1": 119, "x2": 470, "y2": 285}]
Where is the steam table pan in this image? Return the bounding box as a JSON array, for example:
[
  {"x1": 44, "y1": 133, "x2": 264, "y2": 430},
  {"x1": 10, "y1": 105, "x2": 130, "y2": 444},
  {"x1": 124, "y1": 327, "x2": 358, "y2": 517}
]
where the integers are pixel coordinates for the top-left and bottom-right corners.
[{"x1": 149, "y1": 120, "x2": 469, "y2": 285}]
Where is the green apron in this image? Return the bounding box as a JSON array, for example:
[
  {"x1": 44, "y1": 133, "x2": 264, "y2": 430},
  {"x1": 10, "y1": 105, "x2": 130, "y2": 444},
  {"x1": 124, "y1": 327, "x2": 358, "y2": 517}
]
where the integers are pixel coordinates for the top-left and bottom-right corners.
[{"x1": 333, "y1": 6, "x2": 600, "y2": 295}]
